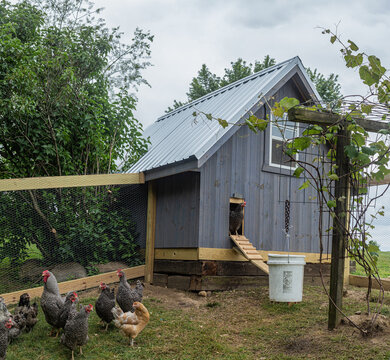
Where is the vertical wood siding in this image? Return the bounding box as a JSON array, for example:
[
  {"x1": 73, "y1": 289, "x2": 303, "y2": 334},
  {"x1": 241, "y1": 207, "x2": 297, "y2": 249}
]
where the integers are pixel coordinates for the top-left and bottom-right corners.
[
  {"x1": 199, "y1": 79, "x2": 330, "y2": 253},
  {"x1": 154, "y1": 172, "x2": 200, "y2": 248}
]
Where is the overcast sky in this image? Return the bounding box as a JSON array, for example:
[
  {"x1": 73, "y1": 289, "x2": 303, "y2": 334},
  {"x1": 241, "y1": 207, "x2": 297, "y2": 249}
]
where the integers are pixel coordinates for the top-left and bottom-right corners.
[{"x1": 94, "y1": 0, "x2": 390, "y2": 250}]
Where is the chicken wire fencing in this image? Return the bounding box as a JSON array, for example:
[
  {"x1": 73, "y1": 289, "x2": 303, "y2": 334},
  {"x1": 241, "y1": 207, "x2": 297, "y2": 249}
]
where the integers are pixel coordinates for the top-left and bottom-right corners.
[{"x1": 0, "y1": 183, "x2": 147, "y2": 295}]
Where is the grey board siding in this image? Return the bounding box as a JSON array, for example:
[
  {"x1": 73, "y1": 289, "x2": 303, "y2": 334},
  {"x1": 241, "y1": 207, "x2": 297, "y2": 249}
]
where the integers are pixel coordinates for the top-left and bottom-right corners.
[
  {"x1": 198, "y1": 80, "x2": 330, "y2": 253},
  {"x1": 199, "y1": 123, "x2": 329, "y2": 253},
  {"x1": 155, "y1": 172, "x2": 200, "y2": 248}
]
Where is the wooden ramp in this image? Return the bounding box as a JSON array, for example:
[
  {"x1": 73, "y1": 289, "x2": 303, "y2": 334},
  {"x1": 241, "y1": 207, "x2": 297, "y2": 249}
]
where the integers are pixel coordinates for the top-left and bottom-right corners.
[{"x1": 230, "y1": 235, "x2": 269, "y2": 274}]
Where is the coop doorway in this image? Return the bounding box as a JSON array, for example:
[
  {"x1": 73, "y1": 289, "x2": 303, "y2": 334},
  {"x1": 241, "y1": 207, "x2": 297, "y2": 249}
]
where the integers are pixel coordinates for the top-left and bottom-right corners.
[{"x1": 229, "y1": 197, "x2": 245, "y2": 236}]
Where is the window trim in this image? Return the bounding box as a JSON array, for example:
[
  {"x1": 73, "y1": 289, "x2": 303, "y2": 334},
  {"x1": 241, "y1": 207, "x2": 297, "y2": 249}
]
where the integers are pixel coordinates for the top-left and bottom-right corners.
[
  {"x1": 262, "y1": 112, "x2": 299, "y2": 176},
  {"x1": 268, "y1": 113, "x2": 299, "y2": 170}
]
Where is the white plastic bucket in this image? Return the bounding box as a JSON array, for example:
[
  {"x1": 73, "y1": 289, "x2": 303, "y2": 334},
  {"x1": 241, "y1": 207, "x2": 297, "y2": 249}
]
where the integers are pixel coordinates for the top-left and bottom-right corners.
[{"x1": 268, "y1": 254, "x2": 306, "y2": 302}]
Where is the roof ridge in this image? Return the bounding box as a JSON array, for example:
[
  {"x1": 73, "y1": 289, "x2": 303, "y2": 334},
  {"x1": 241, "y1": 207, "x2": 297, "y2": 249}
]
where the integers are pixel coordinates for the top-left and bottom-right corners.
[{"x1": 157, "y1": 56, "x2": 299, "y2": 122}]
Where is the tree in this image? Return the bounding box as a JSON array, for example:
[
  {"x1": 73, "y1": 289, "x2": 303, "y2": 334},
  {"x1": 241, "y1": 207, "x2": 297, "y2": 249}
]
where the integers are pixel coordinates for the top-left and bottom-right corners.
[
  {"x1": 254, "y1": 55, "x2": 276, "y2": 72},
  {"x1": 167, "y1": 55, "x2": 341, "y2": 112},
  {"x1": 0, "y1": 0, "x2": 153, "y2": 266},
  {"x1": 220, "y1": 58, "x2": 252, "y2": 87},
  {"x1": 306, "y1": 68, "x2": 342, "y2": 105},
  {"x1": 187, "y1": 64, "x2": 221, "y2": 101}
]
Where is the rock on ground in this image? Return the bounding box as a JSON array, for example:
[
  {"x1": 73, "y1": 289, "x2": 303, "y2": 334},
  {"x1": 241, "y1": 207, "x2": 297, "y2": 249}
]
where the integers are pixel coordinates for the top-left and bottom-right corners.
[
  {"x1": 50, "y1": 262, "x2": 87, "y2": 282},
  {"x1": 96, "y1": 262, "x2": 128, "y2": 274},
  {"x1": 18, "y1": 259, "x2": 46, "y2": 282}
]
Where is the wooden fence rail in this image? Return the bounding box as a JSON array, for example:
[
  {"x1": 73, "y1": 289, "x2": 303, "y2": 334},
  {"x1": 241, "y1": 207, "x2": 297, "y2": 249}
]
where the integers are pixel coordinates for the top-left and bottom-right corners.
[
  {"x1": 349, "y1": 274, "x2": 390, "y2": 291},
  {"x1": 1, "y1": 265, "x2": 145, "y2": 305},
  {"x1": 0, "y1": 173, "x2": 145, "y2": 192}
]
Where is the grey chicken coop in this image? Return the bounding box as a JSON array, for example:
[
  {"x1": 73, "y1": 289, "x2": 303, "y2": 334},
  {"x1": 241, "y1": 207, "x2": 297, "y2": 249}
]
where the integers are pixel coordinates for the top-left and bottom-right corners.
[{"x1": 126, "y1": 57, "x2": 332, "y2": 290}]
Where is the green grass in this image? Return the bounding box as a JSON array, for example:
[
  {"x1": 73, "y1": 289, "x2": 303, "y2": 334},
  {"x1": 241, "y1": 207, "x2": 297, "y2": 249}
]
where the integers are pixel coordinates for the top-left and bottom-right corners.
[
  {"x1": 351, "y1": 251, "x2": 390, "y2": 277},
  {"x1": 6, "y1": 297, "x2": 250, "y2": 360},
  {"x1": 6, "y1": 285, "x2": 390, "y2": 360}
]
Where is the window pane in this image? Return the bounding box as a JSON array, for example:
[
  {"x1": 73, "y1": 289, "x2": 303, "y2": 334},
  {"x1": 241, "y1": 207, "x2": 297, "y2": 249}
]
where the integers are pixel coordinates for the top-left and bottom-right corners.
[
  {"x1": 272, "y1": 122, "x2": 297, "y2": 140},
  {"x1": 271, "y1": 139, "x2": 296, "y2": 166}
]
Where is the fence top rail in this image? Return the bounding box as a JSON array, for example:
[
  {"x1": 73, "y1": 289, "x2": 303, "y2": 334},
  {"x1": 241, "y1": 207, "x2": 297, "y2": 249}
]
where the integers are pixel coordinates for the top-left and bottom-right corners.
[
  {"x1": 0, "y1": 173, "x2": 145, "y2": 192},
  {"x1": 1, "y1": 265, "x2": 145, "y2": 305}
]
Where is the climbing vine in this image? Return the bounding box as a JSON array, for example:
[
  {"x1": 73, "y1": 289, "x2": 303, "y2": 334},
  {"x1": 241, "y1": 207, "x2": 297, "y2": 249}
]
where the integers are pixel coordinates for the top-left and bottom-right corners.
[{"x1": 193, "y1": 30, "x2": 390, "y2": 334}]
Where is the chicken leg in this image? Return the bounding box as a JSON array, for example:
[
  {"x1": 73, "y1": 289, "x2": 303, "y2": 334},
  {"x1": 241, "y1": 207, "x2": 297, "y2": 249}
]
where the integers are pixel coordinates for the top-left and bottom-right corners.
[
  {"x1": 71, "y1": 350, "x2": 74, "y2": 360},
  {"x1": 130, "y1": 338, "x2": 134, "y2": 346},
  {"x1": 80, "y1": 346, "x2": 83, "y2": 355}
]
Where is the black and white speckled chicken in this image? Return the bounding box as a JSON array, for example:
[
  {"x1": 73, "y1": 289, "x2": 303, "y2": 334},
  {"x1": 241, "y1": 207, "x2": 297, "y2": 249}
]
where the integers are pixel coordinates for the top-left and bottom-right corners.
[
  {"x1": 116, "y1": 270, "x2": 144, "y2": 313},
  {"x1": 0, "y1": 298, "x2": 10, "y2": 324},
  {"x1": 0, "y1": 318, "x2": 12, "y2": 360},
  {"x1": 8, "y1": 312, "x2": 26, "y2": 343},
  {"x1": 61, "y1": 304, "x2": 93, "y2": 360},
  {"x1": 41, "y1": 270, "x2": 65, "y2": 336},
  {"x1": 13, "y1": 293, "x2": 38, "y2": 333},
  {"x1": 229, "y1": 201, "x2": 246, "y2": 235},
  {"x1": 57, "y1": 292, "x2": 79, "y2": 331},
  {"x1": 95, "y1": 283, "x2": 115, "y2": 330}
]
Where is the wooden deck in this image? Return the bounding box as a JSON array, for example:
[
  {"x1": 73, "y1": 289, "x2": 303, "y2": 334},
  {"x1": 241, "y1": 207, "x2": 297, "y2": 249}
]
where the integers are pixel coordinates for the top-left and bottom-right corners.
[{"x1": 230, "y1": 235, "x2": 269, "y2": 274}]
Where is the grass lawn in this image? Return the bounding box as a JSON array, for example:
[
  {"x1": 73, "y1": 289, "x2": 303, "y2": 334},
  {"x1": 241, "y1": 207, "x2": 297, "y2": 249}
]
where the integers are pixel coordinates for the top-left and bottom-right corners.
[
  {"x1": 351, "y1": 251, "x2": 390, "y2": 278},
  {"x1": 5, "y1": 283, "x2": 390, "y2": 360}
]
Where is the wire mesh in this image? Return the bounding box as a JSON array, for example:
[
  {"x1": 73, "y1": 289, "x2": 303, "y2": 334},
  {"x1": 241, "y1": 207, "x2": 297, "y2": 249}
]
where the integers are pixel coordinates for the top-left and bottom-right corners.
[{"x1": 0, "y1": 183, "x2": 147, "y2": 295}]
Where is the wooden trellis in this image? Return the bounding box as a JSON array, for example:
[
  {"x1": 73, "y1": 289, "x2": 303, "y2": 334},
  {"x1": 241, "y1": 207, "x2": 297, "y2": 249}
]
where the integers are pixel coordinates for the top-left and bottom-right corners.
[{"x1": 289, "y1": 107, "x2": 389, "y2": 329}]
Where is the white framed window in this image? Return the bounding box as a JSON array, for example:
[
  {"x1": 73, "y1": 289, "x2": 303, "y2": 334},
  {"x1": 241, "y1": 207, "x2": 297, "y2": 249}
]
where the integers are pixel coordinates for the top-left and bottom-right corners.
[{"x1": 269, "y1": 114, "x2": 299, "y2": 169}]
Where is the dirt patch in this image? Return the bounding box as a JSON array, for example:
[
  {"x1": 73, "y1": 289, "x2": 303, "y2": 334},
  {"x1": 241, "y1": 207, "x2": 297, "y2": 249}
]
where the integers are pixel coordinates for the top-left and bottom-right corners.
[
  {"x1": 79, "y1": 283, "x2": 209, "y2": 310},
  {"x1": 342, "y1": 313, "x2": 390, "y2": 335},
  {"x1": 284, "y1": 337, "x2": 315, "y2": 353}
]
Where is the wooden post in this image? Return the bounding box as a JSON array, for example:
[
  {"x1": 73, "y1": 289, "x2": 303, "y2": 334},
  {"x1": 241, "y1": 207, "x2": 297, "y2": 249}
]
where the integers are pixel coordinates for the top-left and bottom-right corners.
[
  {"x1": 328, "y1": 123, "x2": 350, "y2": 330},
  {"x1": 145, "y1": 181, "x2": 156, "y2": 284}
]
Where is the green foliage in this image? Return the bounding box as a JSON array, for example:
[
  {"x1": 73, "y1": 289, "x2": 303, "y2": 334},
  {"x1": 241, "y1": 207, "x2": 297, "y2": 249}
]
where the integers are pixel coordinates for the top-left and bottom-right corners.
[
  {"x1": 245, "y1": 115, "x2": 268, "y2": 133},
  {"x1": 306, "y1": 68, "x2": 342, "y2": 105},
  {"x1": 0, "y1": 187, "x2": 142, "y2": 267},
  {"x1": 0, "y1": 0, "x2": 152, "y2": 265},
  {"x1": 168, "y1": 55, "x2": 277, "y2": 112},
  {"x1": 187, "y1": 64, "x2": 221, "y2": 101},
  {"x1": 220, "y1": 58, "x2": 252, "y2": 87}
]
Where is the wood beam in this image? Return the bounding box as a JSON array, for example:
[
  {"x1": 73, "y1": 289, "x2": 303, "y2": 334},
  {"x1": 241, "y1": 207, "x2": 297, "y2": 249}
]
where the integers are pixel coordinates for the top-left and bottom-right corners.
[
  {"x1": 0, "y1": 173, "x2": 145, "y2": 192},
  {"x1": 154, "y1": 247, "x2": 332, "y2": 263},
  {"x1": 288, "y1": 108, "x2": 390, "y2": 133},
  {"x1": 1, "y1": 265, "x2": 145, "y2": 305},
  {"x1": 145, "y1": 181, "x2": 157, "y2": 283},
  {"x1": 328, "y1": 122, "x2": 351, "y2": 330}
]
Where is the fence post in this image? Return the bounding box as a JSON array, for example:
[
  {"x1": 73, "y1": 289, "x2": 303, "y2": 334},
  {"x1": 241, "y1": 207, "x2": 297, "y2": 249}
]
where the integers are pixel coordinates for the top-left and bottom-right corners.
[
  {"x1": 145, "y1": 181, "x2": 156, "y2": 283},
  {"x1": 328, "y1": 122, "x2": 351, "y2": 330}
]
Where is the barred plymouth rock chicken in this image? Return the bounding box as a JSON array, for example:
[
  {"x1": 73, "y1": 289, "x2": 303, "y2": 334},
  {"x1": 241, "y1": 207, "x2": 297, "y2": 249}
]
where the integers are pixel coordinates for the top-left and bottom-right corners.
[
  {"x1": 229, "y1": 201, "x2": 246, "y2": 235},
  {"x1": 0, "y1": 298, "x2": 10, "y2": 323},
  {"x1": 116, "y1": 270, "x2": 144, "y2": 313},
  {"x1": 0, "y1": 319, "x2": 12, "y2": 360},
  {"x1": 14, "y1": 293, "x2": 38, "y2": 333},
  {"x1": 95, "y1": 283, "x2": 115, "y2": 330},
  {"x1": 58, "y1": 292, "x2": 79, "y2": 331},
  {"x1": 61, "y1": 304, "x2": 93, "y2": 360},
  {"x1": 41, "y1": 270, "x2": 65, "y2": 336},
  {"x1": 112, "y1": 302, "x2": 150, "y2": 346},
  {"x1": 8, "y1": 312, "x2": 26, "y2": 343}
]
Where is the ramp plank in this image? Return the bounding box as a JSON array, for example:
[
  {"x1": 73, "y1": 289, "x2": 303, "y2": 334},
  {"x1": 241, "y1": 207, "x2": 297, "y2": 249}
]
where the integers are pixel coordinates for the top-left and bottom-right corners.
[{"x1": 230, "y1": 235, "x2": 269, "y2": 274}]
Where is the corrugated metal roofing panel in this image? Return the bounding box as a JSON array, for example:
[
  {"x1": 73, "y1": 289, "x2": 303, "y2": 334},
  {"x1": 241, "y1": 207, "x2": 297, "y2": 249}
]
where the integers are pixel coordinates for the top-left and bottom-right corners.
[{"x1": 129, "y1": 56, "x2": 318, "y2": 173}]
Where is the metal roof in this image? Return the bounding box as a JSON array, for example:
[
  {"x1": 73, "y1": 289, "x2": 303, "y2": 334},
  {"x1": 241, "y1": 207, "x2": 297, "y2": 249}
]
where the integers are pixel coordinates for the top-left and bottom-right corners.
[{"x1": 129, "y1": 56, "x2": 320, "y2": 173}]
